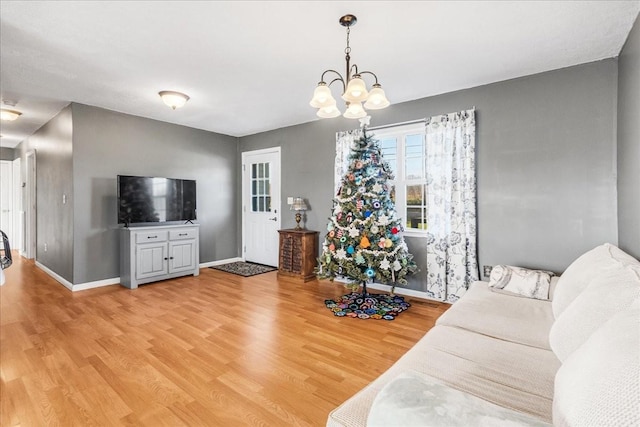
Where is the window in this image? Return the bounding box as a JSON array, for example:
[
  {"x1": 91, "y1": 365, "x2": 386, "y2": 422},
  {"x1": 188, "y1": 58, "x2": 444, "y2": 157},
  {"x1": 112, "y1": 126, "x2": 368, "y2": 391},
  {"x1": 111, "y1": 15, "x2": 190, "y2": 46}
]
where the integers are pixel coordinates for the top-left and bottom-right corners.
[{"x1": 374, "y1": 123, "x2": 427, "y2": 235}]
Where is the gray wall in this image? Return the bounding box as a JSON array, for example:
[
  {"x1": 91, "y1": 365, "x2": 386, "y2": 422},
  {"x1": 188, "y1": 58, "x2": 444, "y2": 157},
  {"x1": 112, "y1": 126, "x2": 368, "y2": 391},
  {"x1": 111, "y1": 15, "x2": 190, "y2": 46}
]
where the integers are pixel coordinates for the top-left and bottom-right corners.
[
  {"x1": 617, "y1": 16, "x2": 640, "y2": 259},
  {"x1": 240, "y1": 60, "x2": 619, "y2": 291},
  {"x1": 19, "y1": 105, "x2": 74, "y2": 282},
  {"x1": 71, "y1": 103, "x2": 239, "y2": 284},
  {"x1": 0, "y1": 147, "x2": 16, "y2": 161}
]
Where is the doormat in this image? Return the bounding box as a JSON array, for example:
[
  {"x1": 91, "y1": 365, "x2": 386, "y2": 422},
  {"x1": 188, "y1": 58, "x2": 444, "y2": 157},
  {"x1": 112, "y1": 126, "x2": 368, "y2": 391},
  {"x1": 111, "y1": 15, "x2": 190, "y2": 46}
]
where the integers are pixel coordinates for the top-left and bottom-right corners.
[
  {"x1": 324, "y1": 293, "x2": 411, "y2": 320},
  {"x1": 210, "y1": 261, "x2": 277, "y2": 277}
]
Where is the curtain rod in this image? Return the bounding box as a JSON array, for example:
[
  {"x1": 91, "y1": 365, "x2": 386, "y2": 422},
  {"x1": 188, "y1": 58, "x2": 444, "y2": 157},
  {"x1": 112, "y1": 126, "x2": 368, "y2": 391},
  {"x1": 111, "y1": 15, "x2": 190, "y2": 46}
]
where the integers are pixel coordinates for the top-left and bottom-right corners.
[
  {"x1": 368, "y1": 107, "x2": 476, "y2": 131},
  {"x1": 368, "y1": 118, "x2": 426, "y2": 131}
]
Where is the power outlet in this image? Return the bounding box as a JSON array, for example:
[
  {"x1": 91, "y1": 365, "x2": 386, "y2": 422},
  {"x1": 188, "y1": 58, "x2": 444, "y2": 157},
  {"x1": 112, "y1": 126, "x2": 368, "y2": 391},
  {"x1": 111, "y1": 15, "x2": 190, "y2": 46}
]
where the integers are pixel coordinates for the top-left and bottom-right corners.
[
  {"x1": 287, "y1": 197, "x2": 294, "y2": 205},
  {"x1": 483, "y1": 265, "x2": 493, "y2": 278}
]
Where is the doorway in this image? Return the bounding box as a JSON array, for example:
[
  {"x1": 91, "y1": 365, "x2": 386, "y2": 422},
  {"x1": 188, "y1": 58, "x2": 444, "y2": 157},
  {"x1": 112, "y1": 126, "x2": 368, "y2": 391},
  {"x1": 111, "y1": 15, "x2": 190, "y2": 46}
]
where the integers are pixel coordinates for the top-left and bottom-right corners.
[{"x1": 241, "y1": 147, "x2": 281, "y2": 267}]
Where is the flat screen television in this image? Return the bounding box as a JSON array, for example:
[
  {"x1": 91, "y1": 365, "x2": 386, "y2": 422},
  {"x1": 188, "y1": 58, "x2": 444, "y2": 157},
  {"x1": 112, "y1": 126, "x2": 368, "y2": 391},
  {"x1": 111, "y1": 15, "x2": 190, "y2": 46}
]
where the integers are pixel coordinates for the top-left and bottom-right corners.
[{"x1": 117, "y1": 175, "x2": 196, "y2": 226}]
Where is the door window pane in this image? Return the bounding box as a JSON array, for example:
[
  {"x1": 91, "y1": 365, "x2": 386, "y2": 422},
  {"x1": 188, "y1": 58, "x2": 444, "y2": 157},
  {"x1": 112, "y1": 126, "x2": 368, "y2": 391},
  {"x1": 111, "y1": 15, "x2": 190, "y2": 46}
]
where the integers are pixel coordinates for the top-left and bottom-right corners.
[{"x1": 250, "y1": 162, "x2": 272, "y2": 212}]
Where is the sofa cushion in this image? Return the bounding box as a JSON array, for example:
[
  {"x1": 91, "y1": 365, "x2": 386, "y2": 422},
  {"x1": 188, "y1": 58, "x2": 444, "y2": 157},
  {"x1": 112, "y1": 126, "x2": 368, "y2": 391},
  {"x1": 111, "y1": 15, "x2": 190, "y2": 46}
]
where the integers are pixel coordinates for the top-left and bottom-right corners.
[
  {"x1": 553, "y1": 305, "x2": 640, "y2": 427},
  {"x1": 436, "y1": 281, "x2": 554, "y2": 349},
  {"x1": 488, "y1": 265, "x2": 553, "y2": 300},
  {"x1": 549, "y1": 264, "x2": 640, "y2": 361},
  {"x1": 367, "y1": 371, "x2": 551, "y2": 427},
  {"x1": 327, "y1": 325, "x2": 560, "y2": 427},
  {"x1": 552, "y1": 243, "x2": 638, "y2": 318}
]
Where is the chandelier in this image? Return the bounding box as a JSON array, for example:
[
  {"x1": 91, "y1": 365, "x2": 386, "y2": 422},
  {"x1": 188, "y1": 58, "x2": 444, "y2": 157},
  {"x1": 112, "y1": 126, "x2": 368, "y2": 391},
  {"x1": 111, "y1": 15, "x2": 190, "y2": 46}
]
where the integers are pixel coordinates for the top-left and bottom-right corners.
[{"x1": 309, "y1": 14, "x2": 390, "y2": 119}]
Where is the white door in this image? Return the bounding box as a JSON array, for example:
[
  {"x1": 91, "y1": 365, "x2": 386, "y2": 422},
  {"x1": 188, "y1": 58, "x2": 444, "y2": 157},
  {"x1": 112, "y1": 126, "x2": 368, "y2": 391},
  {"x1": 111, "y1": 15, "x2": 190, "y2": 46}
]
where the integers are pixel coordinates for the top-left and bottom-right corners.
[
  {"x1": 242, "y1": 148, "x2": 281, "y2": 267},
  {"x1": 12, "y1": 158, "x2": 23, "y2": 254},
  {"x1": 0, "y1": 161, "x2": 13, "y2": 244}
]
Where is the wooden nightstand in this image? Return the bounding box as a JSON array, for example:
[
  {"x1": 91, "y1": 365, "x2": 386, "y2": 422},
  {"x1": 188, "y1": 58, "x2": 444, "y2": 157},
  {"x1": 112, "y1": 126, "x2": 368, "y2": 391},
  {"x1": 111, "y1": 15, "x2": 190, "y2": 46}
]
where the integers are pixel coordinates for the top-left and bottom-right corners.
[{"x1": 278, "y1": 229, "x2": 319, "y2": 282}]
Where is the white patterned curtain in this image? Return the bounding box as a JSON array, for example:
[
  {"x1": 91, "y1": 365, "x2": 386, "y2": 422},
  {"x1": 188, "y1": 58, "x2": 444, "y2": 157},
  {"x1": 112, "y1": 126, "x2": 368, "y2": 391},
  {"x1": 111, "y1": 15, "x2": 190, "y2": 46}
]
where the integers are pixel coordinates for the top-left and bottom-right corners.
[
  {"x1": 335, "y1": 129, "x2": 363, "y2": 193},
  {"x1": 425, "y1": 109, "x2": 478, "y2": 302}
]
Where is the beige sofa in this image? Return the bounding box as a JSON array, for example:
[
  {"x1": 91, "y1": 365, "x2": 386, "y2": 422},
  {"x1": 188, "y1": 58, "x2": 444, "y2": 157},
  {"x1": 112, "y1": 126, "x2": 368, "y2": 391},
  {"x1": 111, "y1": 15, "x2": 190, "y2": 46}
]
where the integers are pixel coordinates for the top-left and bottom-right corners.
[{"x1": 327, "y1": 243, "x2": 640, "y2": 427}]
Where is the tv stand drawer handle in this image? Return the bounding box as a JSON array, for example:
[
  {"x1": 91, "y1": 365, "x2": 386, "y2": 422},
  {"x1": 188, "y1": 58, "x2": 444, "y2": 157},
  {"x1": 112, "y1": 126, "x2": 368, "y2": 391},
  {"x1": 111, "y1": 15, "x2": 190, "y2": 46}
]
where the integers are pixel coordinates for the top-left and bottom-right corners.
[
  {"x1": 147, "y1": 235, "x2": 158, "y2": 239},
  {"x1": 178, "y1": 233, "x2": 188, "y2": 236}
]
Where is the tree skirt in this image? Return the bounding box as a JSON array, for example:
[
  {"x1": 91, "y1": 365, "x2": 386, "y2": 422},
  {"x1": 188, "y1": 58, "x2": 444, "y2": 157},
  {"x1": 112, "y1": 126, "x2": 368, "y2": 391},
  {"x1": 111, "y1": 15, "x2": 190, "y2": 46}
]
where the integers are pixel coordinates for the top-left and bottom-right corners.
[{"x1": 325, "y1": 293, "x2": 410, "y2": 320}]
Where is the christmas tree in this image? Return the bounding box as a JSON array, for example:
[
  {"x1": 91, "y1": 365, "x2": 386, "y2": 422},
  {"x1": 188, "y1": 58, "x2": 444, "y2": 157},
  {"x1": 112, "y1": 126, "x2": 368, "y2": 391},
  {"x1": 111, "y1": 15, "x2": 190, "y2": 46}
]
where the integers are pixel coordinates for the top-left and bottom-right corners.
[{"x1": 318, "y1": 121, "x2": 417, "y2": 318}]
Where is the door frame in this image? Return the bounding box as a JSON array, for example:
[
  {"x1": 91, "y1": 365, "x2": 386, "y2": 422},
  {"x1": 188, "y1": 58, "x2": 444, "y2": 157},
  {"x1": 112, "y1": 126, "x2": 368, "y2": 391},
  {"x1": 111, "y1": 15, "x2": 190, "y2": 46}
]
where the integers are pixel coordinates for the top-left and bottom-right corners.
[
  {"x1": 12, "y1": 157, "x2": 23, "y2": 254},
  {"x1": 25, "y1": 150, "x2": 36, "y2": 259},
  {"x1": 241, "y1": 147, "x2": 281, "y2": 264}
]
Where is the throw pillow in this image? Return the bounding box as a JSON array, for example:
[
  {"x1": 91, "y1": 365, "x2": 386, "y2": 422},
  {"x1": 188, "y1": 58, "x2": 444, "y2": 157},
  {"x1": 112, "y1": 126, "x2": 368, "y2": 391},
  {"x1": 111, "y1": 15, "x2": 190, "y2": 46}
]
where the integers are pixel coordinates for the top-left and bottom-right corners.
[
  {"x1": 549, "y1": 265, "x2": 640, "y2": 361},
  {"x1": 367, "y1": 371, "x2": 551, "y2": 427},
  {"x1": 553, "y1": 304, "x2": 640, "y2": 427},
  {"x1": 488, "y1": 265, "x2": 553, "y2": 300}
]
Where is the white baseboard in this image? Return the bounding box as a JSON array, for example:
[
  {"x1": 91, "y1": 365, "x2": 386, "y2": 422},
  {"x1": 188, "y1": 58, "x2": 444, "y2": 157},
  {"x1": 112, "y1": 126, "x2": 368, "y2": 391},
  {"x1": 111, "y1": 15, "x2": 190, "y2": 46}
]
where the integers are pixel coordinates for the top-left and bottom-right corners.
[
  {"x1": 36, "y1": 261, "x2": 120, "y2": 292},
  {"x1": 36, "y1": 261, "x2": 73, "y2": 291},
  {"x1": 73, "y1": 277, "x2": 121, "y2": 291},
  {"x1": 38, "y1": 257, "x2": 247, "y2": 292},
  {"x1": 199, "y1": 257, "x2": 244, "y2": 268}
]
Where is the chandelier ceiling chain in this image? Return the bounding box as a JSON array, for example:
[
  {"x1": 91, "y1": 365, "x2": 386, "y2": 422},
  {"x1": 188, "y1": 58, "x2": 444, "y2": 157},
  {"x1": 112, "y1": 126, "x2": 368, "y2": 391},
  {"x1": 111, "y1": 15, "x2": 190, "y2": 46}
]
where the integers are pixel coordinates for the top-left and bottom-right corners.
[{"x1": 309, "y1": 14, "x2": 390, "y2": 120}]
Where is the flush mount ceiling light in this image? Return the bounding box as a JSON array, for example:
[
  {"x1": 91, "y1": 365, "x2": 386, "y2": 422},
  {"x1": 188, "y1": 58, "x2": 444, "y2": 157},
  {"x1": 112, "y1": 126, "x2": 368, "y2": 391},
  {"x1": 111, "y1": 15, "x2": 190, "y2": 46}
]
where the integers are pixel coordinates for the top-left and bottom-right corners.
[
  {"x1": 158, "y1": 91, "x2": 190, "y2": 110},
  {"x1": 309, "y1": 14, "x2": 390, "y2": 119},
  {"x1": 0, "y1": 109, "x2": 22, "y2": 121}
]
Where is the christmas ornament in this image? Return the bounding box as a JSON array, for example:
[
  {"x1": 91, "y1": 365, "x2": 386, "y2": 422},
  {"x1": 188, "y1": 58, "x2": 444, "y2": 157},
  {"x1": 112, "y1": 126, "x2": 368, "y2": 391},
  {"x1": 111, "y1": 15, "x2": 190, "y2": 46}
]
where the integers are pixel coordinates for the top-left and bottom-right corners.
[
  {"x1": 378, "y1": 238, "x2": 386, "y2": 248},
  {"x1": 364, "y1": 210, "x2": 372, "y2": 218},
  {"x1": 357, "y1": 200, "x2": 364, "y2": 211},
  {"x1": 372, "y1": 200, "x2": 381, "y2": 209},
  {"x1": 393, "y1": 260, "x2": 402, "y2": 271},
  {"x1": 370, "y1": 225, "x2": 379, "y2": 234},
  {"x1": 365, "y1": 268, "x2": 375, "y2": 278},
  {"x1": 360, "y1": 236, "x2": 371, "y2": 248},
  {"x1": 385, "y1": 239, "x2": 393, "y2": 248},
  {"x1": 329, "y1": 243, "x2": 335, "y2": 251},
  {"x1": 372, "y1": 183, "x2": 382, "y2": 193},
  {"x1": 347, "y1": 245, "x2": 355, "y2": 254},
  {"x1": 348, "y1": 228, "x2": 360, "y2": 238},
  {"x1": 329, "y1": 230, "x2": 335, "y2": 238},
  {"x1": 380, "y1": 258, "x2": 391, "y2": 270},
  {"x1": 391, "y1": 227, "x2": 399, "y2": 234},
  {"x1": 340, "y1": 236, "x2": 347, "y2": 243},
  {"x1": 355, "y1": 253, "x2": 365, "y2": 264}
]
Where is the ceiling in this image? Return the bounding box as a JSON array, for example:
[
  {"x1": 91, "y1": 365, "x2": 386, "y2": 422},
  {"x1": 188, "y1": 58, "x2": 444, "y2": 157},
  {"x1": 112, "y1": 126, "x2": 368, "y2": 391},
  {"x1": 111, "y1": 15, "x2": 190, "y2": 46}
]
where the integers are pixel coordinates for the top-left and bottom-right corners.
[{"x1": 1, "y1": 1, "x2": 639, "y2": 149}]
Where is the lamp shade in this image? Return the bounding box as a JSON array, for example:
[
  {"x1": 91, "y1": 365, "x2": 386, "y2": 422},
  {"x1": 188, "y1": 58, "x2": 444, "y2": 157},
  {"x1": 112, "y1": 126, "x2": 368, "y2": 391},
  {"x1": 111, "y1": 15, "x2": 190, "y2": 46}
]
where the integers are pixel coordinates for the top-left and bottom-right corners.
[
  {"x1": 159, "y1": 91, "x2": 190, "y2": 109},
  {"x1": 317, "y1": 100, "x2": 341, "y2": 118},
  {"x1": 309, "y1": 83, "x2": 336, "y2": 108},
  {"x1": 290, "y1": 197, "x2": 307, "y2": 211},
  {"x1": 342, "y1": 76, "x2": 369, "y2": 103},
  {"x1": 343, "y1": 102, "x2": 366, "y2": 119},
  {"x1": 364, "y1": 84, "x2": 390, "y2": 110},
  {"x1": 0, "y1": 109, "x2": 22, "y2": 121}
]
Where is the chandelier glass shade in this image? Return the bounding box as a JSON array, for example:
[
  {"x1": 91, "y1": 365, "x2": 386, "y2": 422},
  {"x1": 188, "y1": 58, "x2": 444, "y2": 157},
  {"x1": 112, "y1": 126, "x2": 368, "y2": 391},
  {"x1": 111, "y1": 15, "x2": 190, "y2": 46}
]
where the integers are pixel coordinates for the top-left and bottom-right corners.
[{"x1": 309, "y1": 14, "x2": 390, "y2": 119}]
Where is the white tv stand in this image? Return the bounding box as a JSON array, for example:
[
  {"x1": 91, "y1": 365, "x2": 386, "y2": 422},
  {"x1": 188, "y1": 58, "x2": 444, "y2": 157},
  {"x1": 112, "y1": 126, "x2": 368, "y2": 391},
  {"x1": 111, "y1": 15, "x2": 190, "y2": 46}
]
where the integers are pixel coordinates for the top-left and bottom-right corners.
[{"x1": 120, "y1": 223, "x2": 200, "y2": 289}]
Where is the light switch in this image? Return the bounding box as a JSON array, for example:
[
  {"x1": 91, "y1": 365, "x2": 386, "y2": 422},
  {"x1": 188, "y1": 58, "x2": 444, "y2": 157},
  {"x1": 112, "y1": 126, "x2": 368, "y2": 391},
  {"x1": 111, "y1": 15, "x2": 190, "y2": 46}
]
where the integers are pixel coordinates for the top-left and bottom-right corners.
[{"x1": 287, "y1": 197, "x2": 294, "y2": 205}]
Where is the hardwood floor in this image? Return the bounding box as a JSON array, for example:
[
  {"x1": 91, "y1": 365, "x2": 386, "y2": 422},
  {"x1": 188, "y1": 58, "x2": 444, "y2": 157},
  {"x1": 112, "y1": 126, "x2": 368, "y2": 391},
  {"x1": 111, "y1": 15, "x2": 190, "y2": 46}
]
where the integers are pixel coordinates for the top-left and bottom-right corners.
[{"x1": 1, "y1": 254, "x2": 448, "y2": 426}]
